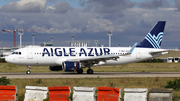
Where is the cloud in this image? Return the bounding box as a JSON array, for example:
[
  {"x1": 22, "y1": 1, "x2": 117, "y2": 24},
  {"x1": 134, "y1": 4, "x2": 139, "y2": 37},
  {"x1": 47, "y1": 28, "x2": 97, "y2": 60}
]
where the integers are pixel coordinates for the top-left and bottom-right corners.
[
  {"x1": 174, "y1": 0, "x2": 180, "y2": 11},
  {"x1": 47, "y1": 6, "x2": 55, "y2": 10},
  {"x1": 138, "y1": 0, "x2": 175, "y2": 9},
  {"x1": 54, "y1": 1, "x2": 71, "y2": 13},
  {"x1": 11, "y1": 18, "x2": 16, "y2": 23},
  {"x1": 140, "y1": 0, "x2": 163, "y2": 8},
  {"x1": 0, "y1": 0, "x2": 46, "y2": 13},
  {"x1": 79, "y1": 0, "x2": 134, "y2": 13},
  {"x1": 31, "y1": 20, "x2": 82, "y2": 34},
  {"x1": 0, "y1": 0, "x2": 180, "y2": 48},
  {"x1": 139, "y1": 20, "x2": 152, "y2": 28},
  {"x1": 18, "y1": 20, "x2": 25, "y2": 24},
  {"x1": 85, "y1": 18, "x2": 114, "y2": 32}
]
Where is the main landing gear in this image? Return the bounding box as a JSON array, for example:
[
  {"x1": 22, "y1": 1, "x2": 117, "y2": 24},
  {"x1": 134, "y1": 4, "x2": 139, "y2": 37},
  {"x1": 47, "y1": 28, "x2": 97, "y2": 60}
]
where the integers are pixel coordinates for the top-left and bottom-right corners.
[
  {"x1": 77, "y1": 69, "x2": 83, "y2": 74},
  {"x1": 26, "y1": 66, "x2": 31, "y2": 74},
  {"x1": 87, "y1": 69, "x2": 93, "y2": 74},
  {"x1": 87, "y1": 66, "x2": 93, "y2": 74},
  {"x1": 76, "y1": 67, "x2": 94, "y2": 74}
]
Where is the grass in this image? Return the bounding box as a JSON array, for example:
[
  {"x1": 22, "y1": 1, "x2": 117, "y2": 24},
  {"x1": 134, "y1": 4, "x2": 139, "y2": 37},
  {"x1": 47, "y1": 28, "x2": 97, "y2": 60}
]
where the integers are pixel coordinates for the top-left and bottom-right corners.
[
  {"x1": 0, "y1": 63, "x2": 180, "y2": 73},
  {"x1": 1, "y1": 63, "x2": 180, "y2": 100}
]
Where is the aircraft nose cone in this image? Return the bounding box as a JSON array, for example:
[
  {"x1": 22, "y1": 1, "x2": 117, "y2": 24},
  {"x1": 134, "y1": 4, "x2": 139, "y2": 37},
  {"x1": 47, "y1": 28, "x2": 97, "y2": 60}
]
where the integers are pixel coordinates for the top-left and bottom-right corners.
[{"x1": 5, "y1": 56, "x2": 13, "y2": 63}]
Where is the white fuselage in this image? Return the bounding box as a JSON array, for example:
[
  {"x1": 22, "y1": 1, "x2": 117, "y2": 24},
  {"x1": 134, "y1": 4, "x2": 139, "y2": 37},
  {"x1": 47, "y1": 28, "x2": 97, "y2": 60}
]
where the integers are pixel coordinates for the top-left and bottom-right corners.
[{"x1": 5, "y1": 46, "x2": 167, "y2": 67}]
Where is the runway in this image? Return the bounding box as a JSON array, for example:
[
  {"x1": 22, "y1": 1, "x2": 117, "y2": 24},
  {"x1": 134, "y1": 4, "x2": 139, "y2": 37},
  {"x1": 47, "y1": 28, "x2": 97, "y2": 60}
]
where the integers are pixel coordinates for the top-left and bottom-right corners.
[{"x1": 0, "y1": 72, "x2": 180, "y2": 79}]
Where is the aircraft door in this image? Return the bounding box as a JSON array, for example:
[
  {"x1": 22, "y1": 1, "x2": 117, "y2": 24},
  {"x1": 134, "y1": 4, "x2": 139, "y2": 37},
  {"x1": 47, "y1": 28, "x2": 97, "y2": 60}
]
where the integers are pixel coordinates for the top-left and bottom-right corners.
[
  {"x1": 136, "y1": 50, "x2": 141, "y2": 59},
  {"x1": 27, "y1": 49, "x2": 33, "y2": 59}
]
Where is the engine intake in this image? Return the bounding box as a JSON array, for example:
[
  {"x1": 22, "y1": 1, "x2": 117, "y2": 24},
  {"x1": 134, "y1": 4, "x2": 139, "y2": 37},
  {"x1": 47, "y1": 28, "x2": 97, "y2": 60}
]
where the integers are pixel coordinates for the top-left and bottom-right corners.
[{"x1": 49, "y1": 66, "x2": 62, "y2": 71}]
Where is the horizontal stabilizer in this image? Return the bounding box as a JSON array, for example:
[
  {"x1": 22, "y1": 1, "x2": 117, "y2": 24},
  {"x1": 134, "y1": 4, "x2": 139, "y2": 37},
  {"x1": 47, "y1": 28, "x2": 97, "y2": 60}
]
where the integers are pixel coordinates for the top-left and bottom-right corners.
[{"x1": 150, "y1": 50, "x2": 169, "y2": 57}]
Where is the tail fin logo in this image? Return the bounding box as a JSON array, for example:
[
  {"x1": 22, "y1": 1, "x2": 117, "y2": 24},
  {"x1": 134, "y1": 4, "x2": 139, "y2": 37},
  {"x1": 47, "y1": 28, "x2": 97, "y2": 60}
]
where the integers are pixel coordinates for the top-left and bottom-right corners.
[{"x1": 145, "y1": 32, "x2": 163, "y2": 49}]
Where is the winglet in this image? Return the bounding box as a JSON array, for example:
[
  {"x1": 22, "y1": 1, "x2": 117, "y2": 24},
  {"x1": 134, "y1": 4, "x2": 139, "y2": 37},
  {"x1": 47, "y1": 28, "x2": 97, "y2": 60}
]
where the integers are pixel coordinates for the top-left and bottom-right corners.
[
  {"x1": 120, "y1": 42, "x2": 137, "y2": 56},
  {"x1": 128, "y1": 42, "x2": 138, "y2": 54}
]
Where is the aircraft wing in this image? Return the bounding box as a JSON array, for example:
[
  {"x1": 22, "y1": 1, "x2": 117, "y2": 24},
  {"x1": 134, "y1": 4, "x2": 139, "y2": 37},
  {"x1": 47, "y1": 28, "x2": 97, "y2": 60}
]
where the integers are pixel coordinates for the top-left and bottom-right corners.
[
  {"x1": 66, "y1": 42, "x2": 138, "y2": 66},
  {"x1": 66, "y1": 54, "x2": 119, "y2": 67}
]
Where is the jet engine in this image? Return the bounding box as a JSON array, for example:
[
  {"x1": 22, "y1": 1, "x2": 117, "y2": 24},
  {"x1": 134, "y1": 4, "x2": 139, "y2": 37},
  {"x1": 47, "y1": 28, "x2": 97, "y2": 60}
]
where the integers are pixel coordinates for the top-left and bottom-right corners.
[
  {"x1": 49, "y1": 66, "x2": 62, "y2": 71},
  {"x1": 62, "y1": 61, "x2": 83, "y2": 72}
]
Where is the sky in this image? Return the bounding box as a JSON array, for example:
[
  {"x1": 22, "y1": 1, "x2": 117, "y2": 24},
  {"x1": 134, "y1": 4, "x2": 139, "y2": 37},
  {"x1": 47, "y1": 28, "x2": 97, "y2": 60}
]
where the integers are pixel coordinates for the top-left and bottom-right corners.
[{"x1": 0, "y1": 0, "x2": 180, "y2": 48}]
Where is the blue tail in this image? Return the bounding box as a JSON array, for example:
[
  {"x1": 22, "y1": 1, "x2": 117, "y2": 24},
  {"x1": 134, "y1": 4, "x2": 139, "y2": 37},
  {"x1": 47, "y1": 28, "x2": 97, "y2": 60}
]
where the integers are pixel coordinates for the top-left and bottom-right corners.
[{"x1": 136, "y1": 21, "x2": 166, "y2": 49}]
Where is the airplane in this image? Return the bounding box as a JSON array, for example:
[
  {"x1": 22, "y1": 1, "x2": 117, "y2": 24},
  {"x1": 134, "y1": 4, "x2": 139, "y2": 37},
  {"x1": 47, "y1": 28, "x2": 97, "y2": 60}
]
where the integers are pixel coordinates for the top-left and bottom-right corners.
[{"x1": 5, "y1": 21, "x2": 168, "y2": 74}]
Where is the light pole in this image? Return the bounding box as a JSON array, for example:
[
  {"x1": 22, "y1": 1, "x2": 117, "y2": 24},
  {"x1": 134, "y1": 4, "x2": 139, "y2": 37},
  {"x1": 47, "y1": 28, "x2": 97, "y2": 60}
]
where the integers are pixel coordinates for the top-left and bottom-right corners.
[
  {"x1": 50, "y1": 36, "x2": 54, "y2": 46},
  {"x1": 71, "y1": 35, "x2": 74, "y2": 42},
  {"x1": 107, "y1": 30, "x2": 112, "y2": 47},
  {"x1": 118, "y1": 44, "x2": 121, "y2": 47},
  {"x1": 18, "y1": 29, "x2": 23, "y2": 48},
  {"x1": 31, "y1": 33, "x2": 36, "y2": 45},
  {"x1": 94, "y1": 40, "x2": 98, "y2": 47},
  {"x1": 71, "y1": 35, "x2": 74, "y2": 47}
]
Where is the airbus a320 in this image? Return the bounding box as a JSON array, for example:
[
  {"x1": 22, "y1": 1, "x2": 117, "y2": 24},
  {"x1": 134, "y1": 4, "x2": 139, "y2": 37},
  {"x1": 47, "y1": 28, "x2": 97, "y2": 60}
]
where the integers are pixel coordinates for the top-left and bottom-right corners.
[{"x1": 5, "y1": 21, "x2": 168, "y2": 74}]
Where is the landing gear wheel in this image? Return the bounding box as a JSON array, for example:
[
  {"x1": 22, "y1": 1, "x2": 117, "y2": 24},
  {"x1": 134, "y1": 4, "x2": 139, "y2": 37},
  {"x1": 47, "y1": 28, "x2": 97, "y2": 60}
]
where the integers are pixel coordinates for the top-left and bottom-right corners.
[
  {"x1": 87, "y1": 69, "x2": 93, "y2": 74},
  {"x1": 26, "y1": 70, "x2": 31, "y2": 74},
  {"x1": 26, "y1": 66, "x2": 31, "y2": 74},
  {"x1": 77, "y1": 69, "x2": 83, "y2": 74}
]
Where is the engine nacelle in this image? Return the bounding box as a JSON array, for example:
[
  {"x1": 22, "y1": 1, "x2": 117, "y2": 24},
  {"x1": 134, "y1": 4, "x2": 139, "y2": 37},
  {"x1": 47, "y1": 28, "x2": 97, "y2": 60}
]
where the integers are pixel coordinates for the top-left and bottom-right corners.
[
  {"x1": 62, "y1": 61, "x2": 82, "y2": 72},
  {"x1": 49, "y1": 66, "x2": 62, "y2": 71}
]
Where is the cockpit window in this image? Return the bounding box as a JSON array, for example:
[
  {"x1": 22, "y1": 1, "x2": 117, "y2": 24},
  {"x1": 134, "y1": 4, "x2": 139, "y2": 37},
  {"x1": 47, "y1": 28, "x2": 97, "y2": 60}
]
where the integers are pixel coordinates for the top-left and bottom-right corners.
[{"x1": 12, "y1": 52, "x2": 22, "y2": 55}]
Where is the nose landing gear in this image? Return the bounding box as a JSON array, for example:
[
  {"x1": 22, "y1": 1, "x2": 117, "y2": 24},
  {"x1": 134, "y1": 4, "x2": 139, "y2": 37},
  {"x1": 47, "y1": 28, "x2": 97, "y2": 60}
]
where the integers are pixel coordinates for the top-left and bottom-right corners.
[{"x1": 26, "y1": 66, "x2": 31, "y2": 74}]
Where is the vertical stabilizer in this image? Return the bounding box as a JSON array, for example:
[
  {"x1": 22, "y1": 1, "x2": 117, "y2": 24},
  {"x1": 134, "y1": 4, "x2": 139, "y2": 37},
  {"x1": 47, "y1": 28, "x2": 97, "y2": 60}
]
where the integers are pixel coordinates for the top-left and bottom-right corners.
[{"x1": 136, "y1": 21, "x2": 166, "y2": 48}]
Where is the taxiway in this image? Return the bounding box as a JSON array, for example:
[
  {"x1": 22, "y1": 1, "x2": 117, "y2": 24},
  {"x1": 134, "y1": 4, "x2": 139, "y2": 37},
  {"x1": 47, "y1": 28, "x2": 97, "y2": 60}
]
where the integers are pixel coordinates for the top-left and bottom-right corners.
[{"x1": 0, "y1": 72, "x2": 180, "y2": 79}]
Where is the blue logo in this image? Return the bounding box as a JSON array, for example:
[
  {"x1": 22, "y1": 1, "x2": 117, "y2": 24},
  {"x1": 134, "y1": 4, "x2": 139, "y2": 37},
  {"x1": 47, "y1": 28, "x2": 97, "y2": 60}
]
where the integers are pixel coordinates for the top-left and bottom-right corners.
[
  {"x1": 145, "y1": 32, "x2": 163, "y2": 49},
  {"x1": 42, "y1": 48, "x2": 110, "y2": 57}
]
